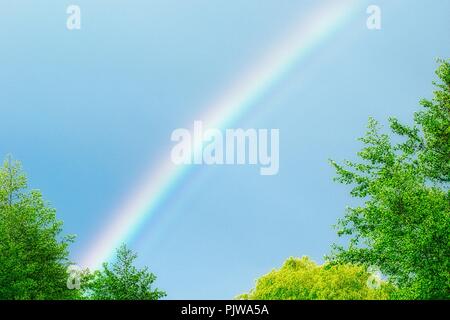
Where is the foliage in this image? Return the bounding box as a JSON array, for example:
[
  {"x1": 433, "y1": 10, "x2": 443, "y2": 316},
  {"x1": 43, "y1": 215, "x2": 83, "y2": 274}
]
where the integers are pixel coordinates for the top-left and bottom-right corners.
[
  {"x1": 329, "y1": 60, "x2": 450, "y2": 299},
  {"x1": 83, "y1": 244, "x2": 166, "y2": 300},
  {"x1": 238, "y1": 256, "x2": 393, "y2": 300},
  {"x1": 0, "y1": 156, "x2": 79, "y2": 299}
]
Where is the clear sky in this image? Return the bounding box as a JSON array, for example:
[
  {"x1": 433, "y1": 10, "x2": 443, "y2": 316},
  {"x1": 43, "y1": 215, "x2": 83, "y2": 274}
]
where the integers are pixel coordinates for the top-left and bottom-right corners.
[{"x1": 0, "y1": 0, "x2": 449, "y2": 299}]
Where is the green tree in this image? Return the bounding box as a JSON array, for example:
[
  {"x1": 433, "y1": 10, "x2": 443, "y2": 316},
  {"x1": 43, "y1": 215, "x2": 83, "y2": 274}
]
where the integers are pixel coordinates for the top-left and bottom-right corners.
[
  {"x1": 0, "y1": 156, "x2": 78, "y2": 299},
  {"x1": 330, "y1": 60, "x2": 450, "y2": 299},
  {"x1": 238, "y1": 256, "x2": 393, "y2": 300},
  {"x1": 83, "y1": 244, "x2": 166, "y2": 300}
]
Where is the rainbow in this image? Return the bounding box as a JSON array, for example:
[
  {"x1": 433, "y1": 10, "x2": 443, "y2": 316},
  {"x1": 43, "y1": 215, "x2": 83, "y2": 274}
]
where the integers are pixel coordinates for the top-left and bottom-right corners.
[{"x1": 81, "y1": 0, "x2": 362, "y2": 269}]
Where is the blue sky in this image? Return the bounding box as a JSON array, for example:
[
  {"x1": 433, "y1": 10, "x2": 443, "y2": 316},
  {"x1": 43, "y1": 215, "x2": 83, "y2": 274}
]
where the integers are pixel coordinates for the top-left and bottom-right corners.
[{"x1": 0, "y1": 0, "x2": 449, "y2": 299}]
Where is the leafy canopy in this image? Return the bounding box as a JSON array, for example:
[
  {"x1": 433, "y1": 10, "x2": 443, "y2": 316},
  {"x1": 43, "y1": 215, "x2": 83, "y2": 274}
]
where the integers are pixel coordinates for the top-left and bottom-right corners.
[
  {"x1": 83, "y1": 244, "x2": 166, "y2": 300},
  {"x1": 330, "y1": 60, "x2": 450, "y2": 299},
  {"x1": 238, "y1": 256, "x2": 392, "y2": 300},
  {"x1": 0, "y1": 156, "x2": 78, "y2": 299}
]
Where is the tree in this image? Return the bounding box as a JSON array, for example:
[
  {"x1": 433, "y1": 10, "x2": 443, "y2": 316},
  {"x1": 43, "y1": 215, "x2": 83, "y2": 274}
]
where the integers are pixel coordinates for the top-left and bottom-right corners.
[
  {"x1": 0, "y1": 156, "x2": 78, "y2": 299},
  {"x1": 330, "y1": 60, "x2": 450, "y2": 299},
  {"x1": 83, "y1": 244, "x2": 166, "y2": 300},
  {"x1": 238, "y1": 256, "x2": 392, "y2": 300}
]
